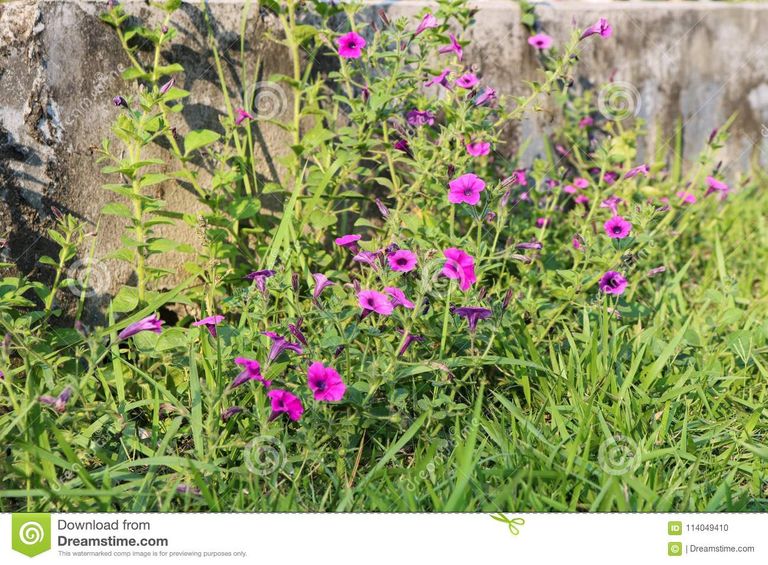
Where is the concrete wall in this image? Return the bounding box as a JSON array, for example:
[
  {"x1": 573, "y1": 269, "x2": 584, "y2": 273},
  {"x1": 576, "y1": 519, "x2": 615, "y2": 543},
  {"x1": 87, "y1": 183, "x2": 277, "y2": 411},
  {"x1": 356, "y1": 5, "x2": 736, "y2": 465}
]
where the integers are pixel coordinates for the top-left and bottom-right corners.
[{"x1": 2, "y1": 0, "x2": 768, "y2": 305}]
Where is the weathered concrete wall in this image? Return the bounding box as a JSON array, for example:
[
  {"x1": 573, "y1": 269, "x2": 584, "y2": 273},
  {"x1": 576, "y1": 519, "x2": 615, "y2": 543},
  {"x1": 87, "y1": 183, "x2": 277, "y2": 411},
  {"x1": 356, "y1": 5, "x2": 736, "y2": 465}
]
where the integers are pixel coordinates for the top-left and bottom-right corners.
[{"x1": 2, "y1": 0, "x2": 768, "y2": 308}]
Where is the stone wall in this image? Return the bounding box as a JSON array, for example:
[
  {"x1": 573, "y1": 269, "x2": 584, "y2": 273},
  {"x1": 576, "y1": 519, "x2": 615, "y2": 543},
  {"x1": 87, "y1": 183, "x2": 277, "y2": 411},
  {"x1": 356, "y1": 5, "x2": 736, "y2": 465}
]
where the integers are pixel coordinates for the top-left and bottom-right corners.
[{"x1": 2, "y1": 0, "x2": 768, "y2": 306}]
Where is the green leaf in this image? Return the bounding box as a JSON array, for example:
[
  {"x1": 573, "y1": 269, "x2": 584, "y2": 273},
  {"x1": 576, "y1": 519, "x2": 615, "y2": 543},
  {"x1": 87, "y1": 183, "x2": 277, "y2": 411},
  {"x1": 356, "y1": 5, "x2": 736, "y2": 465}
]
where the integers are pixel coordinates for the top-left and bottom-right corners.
[
  {"x1": 111, "y1": 286, "x2": 140, "y2": 314},
  {"x1": 184, "y1": 129, "x2": 220, "y2": 156}
]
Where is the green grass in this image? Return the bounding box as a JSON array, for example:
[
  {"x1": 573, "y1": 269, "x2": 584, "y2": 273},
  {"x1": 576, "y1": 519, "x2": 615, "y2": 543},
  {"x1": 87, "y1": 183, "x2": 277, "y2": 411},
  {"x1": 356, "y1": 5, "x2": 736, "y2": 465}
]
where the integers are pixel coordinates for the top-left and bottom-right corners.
[{"x1": 2, "y1": 175, "x2": 766, "y2": 513}]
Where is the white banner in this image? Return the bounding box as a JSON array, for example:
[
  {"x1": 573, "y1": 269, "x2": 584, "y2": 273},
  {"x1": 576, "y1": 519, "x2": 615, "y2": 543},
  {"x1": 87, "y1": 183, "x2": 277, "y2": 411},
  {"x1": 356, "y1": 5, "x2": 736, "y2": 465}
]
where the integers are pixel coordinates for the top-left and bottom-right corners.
[{"x1": 1, "y1": 513, "x2": 764, "y2": 564}]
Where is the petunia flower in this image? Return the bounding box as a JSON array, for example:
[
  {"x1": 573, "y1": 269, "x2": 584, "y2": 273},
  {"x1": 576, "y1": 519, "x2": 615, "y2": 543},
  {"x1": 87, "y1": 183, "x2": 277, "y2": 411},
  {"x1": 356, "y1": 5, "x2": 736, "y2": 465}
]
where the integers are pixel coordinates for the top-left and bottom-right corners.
[
  {"x1": 231, "y1": 357, "x2": 270, "y2": 389},
  {"x1": 312, "y1": 273, "x2": 334, "y2": 301},
  {"x1": 515, "y1": 239, "x2": 542, "y2": 250},
  {"x1": 466, "y1": 141, "x2": 491, "y2": 157},
  {"x1": 442, "y1": 248, "x2": 476, "y2": 291},
  {"x1": 375, "y1": 198, "x2": 390, "y2": 219},
  {"x1": 334, "y1": 234, "x2": 361, "y2": 252},
  {"x1": 384, "y1": 286, "x2": 415, "y2": 309},
  {"x1": 288, "y1": 319, "x2": 308, "y2": 347},
  {"x1": 624, "y1": 164, "x2": 650, "y2": 179},
  {"x1": 414, "y1": 13, "x2": 438, "y2": 36},
  {"x1": 358, "y1": 289, "x2": 394, "y2": 316},
  {"x1": 221, "y1": 406, "x2": 244, "y2": 422},
  {"x1": 448, "y1": 173, "x2": 486, "y2": 205},
  {"x1": 235, "y1": 107, "x2": 255, "y2": 126},
  {"x1": 406, "y1": 109, "x2": 436, "y2": 127},
  {"x1": 536, "y1": 217, "x2": 551, "y2": 228},
  {"x1": 474, "y1": 87, "x2": 497, "y2": 106},
  {"x1": 600, "y1": 195, "x2": 625, "y2": 215},
  {"x1": 581, "y1": 17, "x2": 612, "y2": 40},
  {"x1": 39, "y1": 387, "x2": 73, "y2": 413},
  {"x1": 176, "y1": 484, "x2": 202, "y2": 496},
  {"x1": 598, "y1": 271, "x2": 628, "y2": 295},
  {"x1": 563, "y1": 184, "x2": 578, "y2": 194},
  {"x1": 424, "y1": 68, "x2": 452, "y2": 89},
  {"x1": 676, "y1": 191, "x2": 696, "y2": 204},
  {"x1": 118, "y1": 314, "x2": 164, "y2": 341},
  {"x1": 603, "y1": 215, "x2": 632, "y2": 239},
  {"x1": 336, "y1": 31, "x2": 366, "y2": 59},
  {"x1": 647, "y1": 266, "x2": 666, "y2": 277},
  {"x1": 705, "y1": 176, "x2": 729, "y2": 197},
  {"x1": 575, "y1": 194, "x2": 590, "y2": 206},
  {"x1": 159, "y1": 77, "x2": 175, "y2": 95},
  {"x1": 513, "y1": 168, "x2": 528, "y2": 186},
  {"x1": 353, "y1": 250, "x2": 380, "y2": 270},
  {"x1": 394, "y1": 139, "x2": 413, "y2": 158},
  {"x1": 574, "y1": 177, "x2": 589, "y2": 189},
  {"x1": 455, "y1": 73, "x2": 479, "y2": 89},
  {"x1": 579, "y1": 116, "x2": 594, "y2": 128},
  {"x1": 528, "y1": 33, "x2": 553, "y2": 50},
  {"x1": 307, "y1": 361, "x2": 346, "y2": 402},
  {"x1": 192, "y1": 314, "x2": 225, "y2": 338},
  {"x1": 388, "y1": 249, "x2": 417, "y2": 272},
  {"x1": 396, "y1": 329, "x2": 425, "y2": 357},
  {"x1": 438, "y1": 33, "x2": 463, "y2": 61},
  {"x1": 245, "y1": 269, "x2": 276, "y2": 292},
  {"x1": 267, "y1": 389, "x2": 304, "y2": 422},
  {"x1": 113, "y1": 95, "x2": 128, "y2": 108},
  {"x1": 452, "y1": 306, "x2": 492, "y2": 333},
  {"x1": 572, "y1": 236, "x2": 583, "y2": 250},
  {"x1": 603, "y1": 171, "x2": 619, "y2": 184},
  {"x1": 262, "y1": 331, "x2": 303, "y2": 363}
]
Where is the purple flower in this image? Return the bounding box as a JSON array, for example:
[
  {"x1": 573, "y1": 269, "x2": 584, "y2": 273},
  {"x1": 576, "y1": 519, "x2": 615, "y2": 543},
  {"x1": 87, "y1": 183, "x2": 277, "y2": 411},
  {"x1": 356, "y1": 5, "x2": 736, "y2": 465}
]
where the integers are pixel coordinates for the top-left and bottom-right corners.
[
  {"x1": 424, "y1": 68, "x2": 452, "y2": 89},
  {"x1": 288, "y1": 320, "x2": 308, "y2": 346},
  {"x1": 575, "y1": 194, "x2": 590, "y2": 206},
  {"x1": 705, "y1": 176, "x2": 729, "y2": 197},
  {"x1": 455, "y1": 73, "x2": 478, "y2": 89},
  {"x1": 442, "y1": 248, "x2": 476, "y2": 291},
  {"x1": 375, "y1": 198, "x2": 390, "y2": 219},
  {"x1": 452, "y1": 306, "x2": 492, "y2": 332},
  {"x1": 118, "y1": 314, "x2": 164, "y2": 341},
  {"x1": 221, "y1": 406, "x2": 244, "y2": 422},
  {"x1": 581, "y1": 17, "x2": 612, "y2": 40},
  {"x1": 536, "y1": 217, "x2": 551, "y2": 228},
  {"x1": 176, "y1": 484, "x2": 202, "y2": 496},
  {"x1": 235, "y1": 107, "x2": 255, "y2": 126},
  {"x1": 358, "y1": 289, "x2": 394, "y2": 316},
  {"x1": 448, "y1": 173, "x2": 486, "y2": 205},
  {"x1": 112, "y1": 95, "x2": 127, "y2": 108},
  {"x1": 267, "y1": 389, "x2": 304, "y2": 422},
  {"x1": 647, "y1": 266, "x2": 666, "y2": 277},
  {"x1": 414, "y1": 12, "x2": 438, "y2": 36},
  {"x1": 515, "y1": 239, "x2": 542, "y2": 250},
  {"x1": 384, "y1": 286, "x2": 415, "y2": 310},
  {"x1": 334, "y1": 234, "x2": 361, "y2": 252},
  {"x1": 624, "y1": 164, "x2": 650, "y2": 179},
  {"x1": 245, "y1": 269, "x2": 276, "y2": 292},
  {"x1": 676, "y1": 191, "x2": 696, "y2": 204},
  {"x1": 262, "y1": 331, "x2": 303, "y2": 363},
  {"x1": 603, "y1": 171, "x2": 619, "y2": 185},
  {"x1": 438, "y1": 33, "x2": 463, "y2": 61},
  {"x1": 231, "y1": 357, "x2": 270, "y2": 389},
  {"x1": 603, "y1": 215, "x2": 632, "y2": 239},
  {"x1": 513, "y1": 168, "x2": 528, "y2": 186},
  {"x1": 528, "y1": 33, "x2": 553, "y2": 50},
  {"x1": 600, "y1": 195, "x2": 625, "y2": 215},
  {"x1": 579, "y1": 116, "x2": 594, "y2": 128},
  {"x1": 312, "y1": 273, "x2": 334, "y2": 300},
  {"x1": 474, "y1": 87, "x2": 497, "y2": 106},
  {"x1": 159, "y1": 77, "x2": 175, "y2": 95},
  {"x1": 353, "y1": 250, "x2": 380, "y2": 270},
  {"x1": 598, "y1": 271, "x2": 628, "y2": 295},
  {"x1": 574, "y1": 177, "x2": 589, "y2": 189},
  {"x1": 307, "y1": 361, "x2": 346, "y2": 402},
  {"x1": 39, "y1": 387, "x2": 73, "y2": 413},
  {"x1": 406, "y1": 109, "x2": 436, "y2": 127},
  {"x1": 192, "y1": 314, "x2": 225, "y2": 338},
  {"x1": 394, "y1": 139, "x2": 413, "y2": 157},
  {"x1": 466, "y1": 141, "x2": 491, "y2": 157},
  {"x1": 388, "y1": 249, "x2": 417, "y2": 272},
  {"x1": 397, "y1": 330, "x2": 425, "y2": 356},
  {"x1": 337, "y1": 31, "x2": 366, "y2": 59}
]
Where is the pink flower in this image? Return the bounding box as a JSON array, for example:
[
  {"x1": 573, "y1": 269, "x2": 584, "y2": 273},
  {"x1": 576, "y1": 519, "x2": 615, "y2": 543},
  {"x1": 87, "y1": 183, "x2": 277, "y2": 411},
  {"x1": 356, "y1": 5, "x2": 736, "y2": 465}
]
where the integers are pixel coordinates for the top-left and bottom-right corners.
[
  {"x1": 245, "y1": 269, "x2": 275, "y2": 292},
  {"x1": 307, "y1": 361, "x2": 346, "y2": 402},
  {"x1": 604, "y1": 215, "x2": 632, "y2": 239},
  {"x1": 118, "y1": 314, "x2": 164, "y2": 341},
  {"x1": 232, "y1": 357, "x2": 270, "y2": 389},
  {"x1": 452, "y1": 306, "x2": 492, "y2": 333},
  {"x1": 600, "y1": 195, "x2": 625, "y2": 215},
  {"x1": 603, "y1": 171, "x2": 619, "y2": 184},
  {"x1": 455, "y1": 73, "x2": 478, "y2": 89},
  {"x1": 705, "y1": 176, "x2": 729, "y2": 197},
  {"x1": 442, "y1": 248, "x2": 476, "y2": 291},
  {"x1": 424, "y1": 68, "x2": 452, "y2": 89},
  {"x1": 262, "y1": 331, "x2": 303, "y2": 363},
  {"x1": 599, "y1": 271, "x2": 627, "y2": 295},
  {"x1": 414, "y1": 13, "x2": 438, "y2": 36},
  {"x1": 528, "y1": 33, "x2": 553, "y2": 50},
  {"x1": 39, "y1": 387, "x2": 73, "y2": 413},
  {"x1": 513, "y1": 168, "x2": 528, "y2": 186},
  {"x1": 159, "y1": 77, "x2": 175, "y2": 95},
  {"x1": 388, "y1": 250, "x2": 417, "y2": 272},
  {"x1": 235, "y1": 107, "x2": 254, "y2": 126},
  {"x1": 572, "y1": 237, "x2": 583, "y2": 250},
  {"x1": 394, "y1": 139, "x2": 412, "y2": 157},
  {"x1": 448, "y1": 173, "x2": 486, "y2": 205},
  {"x1": 574, "y1": 177, "x2": 589, "y2": 189},
  {"x1": 397, "y1": 330, "x2": 425, "y2": 356},
  {"x1": 358, "y1": 289, "x2": 394, "y2": 316},
  {"x1": 384, "y1": 286, "x2": 415, "y2": 309},
  {"x1": 624, "y1": 164, "x2": 649, "y2": 179},
  {"x1": 579, "y1": 116, "x2": 594, "y2": 128},
  {"x1": 407, "y1": 109, "x2": 436, "y2": 127},
  {"x1": 466, "y1": 141, "x2": 491, "y2": 157},
  {"x1": 334, "y1": 234, "x2": 361, "y2": 251},
  {"x1": 353, "y1": 250, "x2": 380, "y2": 270},
  {"x1": 336, "y1": 31, "x2": 366, "y2": 59},
  {"x1": 267, "y1": 389, "x2": 304, "y2": 421},
  {"x1": 536, "y1": 217, "x2": 551, "y2": 228},
  {"x1": 563, "y1": 184, "x2": 578, "y2": 194},
  {"x1": 575, "y1": 194, "x2": 590, "y2": 206},
  {"x1": 676, "y1": 190, "x2": 696, "y2": 204},
  {"x1": 312, "y1": 273, "x2": 334, "y2": 300},
  {"x1": 192, "y1": 314, "x2": 225, "y2": 338},
  {"x1": 438, "y1": 33, "x2": 463, "y2": 61},
  {"x1": 581, "y1": 17, "x2": 612, "y2": 40},
  {"x1": 474, "y1": 87, "x2": 497, "y2": 106}
]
